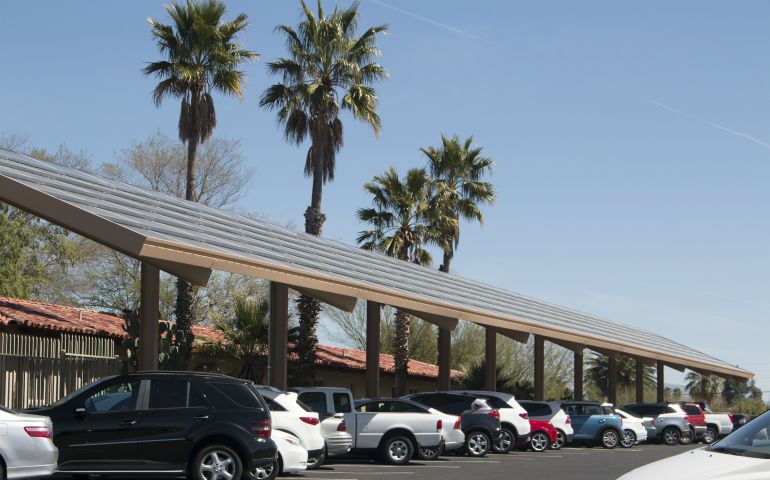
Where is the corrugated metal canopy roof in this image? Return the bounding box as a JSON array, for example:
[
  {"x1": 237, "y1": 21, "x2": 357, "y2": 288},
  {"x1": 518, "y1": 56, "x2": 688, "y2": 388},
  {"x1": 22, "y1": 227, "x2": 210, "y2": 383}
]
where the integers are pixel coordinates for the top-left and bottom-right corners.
[{"x1": 0, "y1": 148, "x2": 752, "y2": 379}]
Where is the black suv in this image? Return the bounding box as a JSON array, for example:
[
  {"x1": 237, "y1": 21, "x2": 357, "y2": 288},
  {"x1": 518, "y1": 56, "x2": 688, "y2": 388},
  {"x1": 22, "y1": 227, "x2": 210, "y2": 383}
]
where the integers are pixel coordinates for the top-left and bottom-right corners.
[
  {"x1": 27, "y1": 371, "x2": 277, "y2": 480},
  {"x1": 402, "y1": 392, "x2": 502, "y2": 457}
]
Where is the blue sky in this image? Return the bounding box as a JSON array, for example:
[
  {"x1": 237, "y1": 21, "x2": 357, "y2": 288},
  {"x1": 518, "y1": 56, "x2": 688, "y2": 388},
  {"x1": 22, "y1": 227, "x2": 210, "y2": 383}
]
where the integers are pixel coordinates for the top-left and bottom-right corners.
[{"x1": 1, "y1": 1, "x2": 769, "y2": 396}]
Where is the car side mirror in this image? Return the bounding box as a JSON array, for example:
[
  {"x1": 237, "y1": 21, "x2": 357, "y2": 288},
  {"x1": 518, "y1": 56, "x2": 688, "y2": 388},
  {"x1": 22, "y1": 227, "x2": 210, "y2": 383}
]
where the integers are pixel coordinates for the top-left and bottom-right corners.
[{"x1": 74, "y1": 407, "x2": 87, "y2": 417}]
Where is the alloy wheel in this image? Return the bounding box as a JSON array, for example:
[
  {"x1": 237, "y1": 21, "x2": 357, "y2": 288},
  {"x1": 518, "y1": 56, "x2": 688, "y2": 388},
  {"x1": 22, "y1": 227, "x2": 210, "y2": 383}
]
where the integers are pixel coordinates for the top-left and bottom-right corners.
[
  {"x1": 495, "y1": 429, "x2": 513, "y2": 452},
  {"x1": 704, "y1": 427, "x2": 718, "y2": 444},
  {"x1": 389, "y1": 440, "x2": 410, "y2": 462},
  {"x1": 250, "y1": 461, "x2": 276, "y2": 480},
  {"x1": 200, "y1": 450, "x2": 237, "y2": 480},
  {"x1": 621, "y1": 430, "x2": 636, "y2": 448},
  {"x1": 602, "y1": 429, "x2": 619, "y2": 448},
  {"x1": 419, "y1": 446, "x2": 440, "y2": 460},
  {"x1": 468, "y1": 433, "x2": 490, "y2": 456},
  {"x1": 552, "y1": 430, "x2": 566, "y2": 450},
  {"x1": 530, "y1": 432, "x2": 549, "y2": 452},
  {"x1": 662, "y1": 428, "x2": 680, "y2": 445}
]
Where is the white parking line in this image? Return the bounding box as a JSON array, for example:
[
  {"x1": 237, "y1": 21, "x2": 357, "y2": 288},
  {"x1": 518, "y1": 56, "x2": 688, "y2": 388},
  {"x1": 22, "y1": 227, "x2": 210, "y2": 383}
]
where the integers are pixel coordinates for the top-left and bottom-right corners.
[
  {"x1": 330, "y1": 464, "x2": 462, "y2": 469},
  {"x1": 308, "y1": 471, "x2": 414, "y2": 475}
]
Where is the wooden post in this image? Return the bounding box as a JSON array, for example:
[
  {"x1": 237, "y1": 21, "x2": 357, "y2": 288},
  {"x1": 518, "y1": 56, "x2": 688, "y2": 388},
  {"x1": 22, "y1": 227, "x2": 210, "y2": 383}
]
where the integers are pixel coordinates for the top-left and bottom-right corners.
[
  {"x1": 657, "y1": 360, "x2": 665, "y2": 402},
  {"x1": 636, "y1": 358, "x2": 645, "y2": 403},
  {"x1": 608, "y1": 353, "x2": 618, "y2": 405},
  {"x1": 366, "y1": 301, "x2": 381, "y2": 398},
  {"x1": 139, "y1": 262, "x2": 159, "y2": 371},
  {"x1": 574, "y1": 349, "x2": 584, "y2": 400},
  {"x1": 269, "y1": 282, "x2": 289, "y2": 390},
  {"x1": 534, "y1": 335, "x2": 544, "y2": 399},
  {"x1": 438, "y1": 327, "x2": 452, "y2": 390},
  {"x1": 485, "y1": 328, "x2": 497, "y2": 391}
]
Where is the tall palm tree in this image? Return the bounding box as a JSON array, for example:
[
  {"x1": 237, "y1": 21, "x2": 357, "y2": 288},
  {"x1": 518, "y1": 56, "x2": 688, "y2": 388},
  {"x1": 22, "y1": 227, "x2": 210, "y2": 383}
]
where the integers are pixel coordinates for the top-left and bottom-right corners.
[
  {"x1": 144, "y1": 0, "x2": 257, "y2": 367},
  {"x1": 422, "y1": 135, "x2": 495, "y2": 273},
  {"x1": 686, "y1": 371, "x2": 723, "y2": 403},
  {"x1": 585, "y1": 353, "x2": 655, "y2": 398},
  {"x1": 261, "y1": 0, "x2": 387, "y2": 383},
  {"x1": 357, "y1": 167, "x2": 452, "y2": 395}
]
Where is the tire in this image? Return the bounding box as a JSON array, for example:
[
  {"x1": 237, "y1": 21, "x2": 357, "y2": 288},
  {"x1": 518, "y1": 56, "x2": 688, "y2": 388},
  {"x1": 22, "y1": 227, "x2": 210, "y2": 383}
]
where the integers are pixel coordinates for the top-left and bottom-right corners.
[
  {"x1": 418, "y1": 445, "x2": 442, "y2": 460},
  {"x1": 493, "y1": 427, "x2": 515, "y2": 453},
  {"x1": 379, "y1": 435, "x2": 413, "y2": 465},
  {"x1": 552, "y1": 430, "x2": 566, "y2": 450},
  {"x1": 193, "y1": 444, "x2": 244, "y2": 480},
  {"x1": 529, "y1": 431, "x2": 550, "y2": 452},
  {"x1": 307, "y1": 446, "x2": 326, "y2": 470},
  {"x1": 600, "y1": 429, "x2": 619, "y2": 449},
  {"x1": 704, "y1": 426, "x2": 719, "y2": 445},
  {"x1": 661, "y1": 427, "x2": 681, "y2": 446},
  {"x1": 465, "y1": 430, "x2": 491, "y2": 457},
  {"x1": 679, "y1": 428, "x2": 694, "y2": 445},
  {"x1": 621, "y1": 429, "x2": 636, "y2": 448},
  {"x1": 247, "y1": 458, "x2": 278, "y2": 480}
]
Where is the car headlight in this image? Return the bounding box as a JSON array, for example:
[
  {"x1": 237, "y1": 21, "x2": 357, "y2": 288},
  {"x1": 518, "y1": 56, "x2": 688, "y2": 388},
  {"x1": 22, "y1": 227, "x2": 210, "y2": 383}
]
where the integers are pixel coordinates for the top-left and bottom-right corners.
[{"x1": 283, "y1": 436, "x2": 301, "y2": 446}]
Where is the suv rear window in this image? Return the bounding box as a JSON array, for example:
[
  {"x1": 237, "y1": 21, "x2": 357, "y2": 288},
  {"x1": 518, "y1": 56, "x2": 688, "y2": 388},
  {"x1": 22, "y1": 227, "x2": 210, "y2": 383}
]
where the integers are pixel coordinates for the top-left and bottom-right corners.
[
  {"x1": 480, "y1": 397, "x2": 510, "y2": 409},
  {"x1": 682, "y1": 404, "x2": 701, "y2": 415},
  {"x1": 333, "y1": 393, "x2": 353, "y2": 413},
  {"x1": 298, "y1": 392, "x2": 327, "y2": 414},
  {"x1": 211, "y1": 382, "x2": 263, "y2": 409},
  {"x1": 522, "y1": 403, "x2": 552, "y2": 417}
]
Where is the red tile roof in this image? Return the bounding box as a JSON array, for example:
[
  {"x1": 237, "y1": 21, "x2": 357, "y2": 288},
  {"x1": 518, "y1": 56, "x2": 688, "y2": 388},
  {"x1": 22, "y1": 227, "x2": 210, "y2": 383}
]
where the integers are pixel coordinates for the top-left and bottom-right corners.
[{"x1": 0, "y1": 297, "x2": 458, "y2": 379}]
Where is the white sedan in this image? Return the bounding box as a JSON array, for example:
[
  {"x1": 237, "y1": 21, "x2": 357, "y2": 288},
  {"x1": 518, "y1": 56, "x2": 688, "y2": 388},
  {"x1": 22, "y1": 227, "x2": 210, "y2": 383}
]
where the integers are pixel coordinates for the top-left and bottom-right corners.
[
  {"x1": 609, "y1": 406, "x2": 648, "y2": 447},
  {"x1": 0, "y1": 406, "x2": 58, "y2": 479},
  {"x1": 619, "y1": 411, "x2": 770, "y2": 479},
  {"x1": 250, "y1": 430, "x2": 308, "y2": 480}
]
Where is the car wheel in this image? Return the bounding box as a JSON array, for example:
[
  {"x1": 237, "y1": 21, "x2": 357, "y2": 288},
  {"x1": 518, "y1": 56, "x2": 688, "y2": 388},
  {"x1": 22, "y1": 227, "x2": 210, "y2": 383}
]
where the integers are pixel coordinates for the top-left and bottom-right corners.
[
  {"x1": 552, "y1": 430, "x2": 566, "y2": 450},
  {"x1": 307, "y1": 446, "x2": 326, "y2": 470},
  {"x1": 679, "y1": 428, "x2": 694, "y2": 445},
  {"x1": 248, "y1": 458, "x2": 278, "y2": 480},
  {"x1": 493, "y1": 427, "x2": 515, "y2": 453},
  {"x1": 418, "y1": 445, "x2": 442, "y2": 460},
  {"x1": 465, "y1": 430, "x2": 491, "y2": 457},
  {"x1": 380, "y1": 436, "x2": 413, "y2": 465},
  {"x1": 704, "y1": 426, "x2": 718, "y2": 444},
  {"x1": 194, "y1": 444, "x2": 243, "y2": 480},
  {"x1": 621, "y1": 429, "x2": 636, "y2": 448},
  {"x1": 661, "y1": 427, "x2": 681, "y2": 446},
  {"x1": 529, "y1": 431, "x2": 550, "y2": 452},
  {"x1": 600, "y1": 429, "x2": 619, "y2": 449}
]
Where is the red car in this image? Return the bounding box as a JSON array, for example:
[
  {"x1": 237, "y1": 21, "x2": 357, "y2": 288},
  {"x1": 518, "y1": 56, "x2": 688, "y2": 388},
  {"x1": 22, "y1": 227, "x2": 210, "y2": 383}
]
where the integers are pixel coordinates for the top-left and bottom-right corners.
[
  {"x1": 528, "y1": 419, "x2": 559, "y2": 452},
  {"x1": 678, "y1": 402, "x2": 708, "y2": 443}
]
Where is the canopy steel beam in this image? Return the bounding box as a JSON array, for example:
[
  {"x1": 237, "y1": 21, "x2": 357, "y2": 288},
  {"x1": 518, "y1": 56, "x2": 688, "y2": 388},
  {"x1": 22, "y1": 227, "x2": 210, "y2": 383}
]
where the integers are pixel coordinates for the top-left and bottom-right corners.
[
  {"x1": 485, "y1": 328, "x2": 497, "y2": 391},
  {"x1": 269, "y1": 282, "x2": 289, "y2": 390},
  {"x1": 534, "y1": 335, "x2": 545, "y2": 400},
  {"x1": 438, "y1": 327, "x2": 452, "y2": 390},
  {"x1": 657, "y1": 360, "x2": 665, "y2": 402},
  {"x1": 366, "y1": 301, "x2": 381, "y2": 398},
  {"x1": 139, "y1": 262, "x2": 159, "y2": 371}
]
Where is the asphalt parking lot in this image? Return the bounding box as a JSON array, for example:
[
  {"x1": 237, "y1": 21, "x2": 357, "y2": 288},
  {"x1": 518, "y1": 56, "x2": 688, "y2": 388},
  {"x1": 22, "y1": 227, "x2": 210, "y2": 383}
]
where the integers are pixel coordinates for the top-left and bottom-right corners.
[{"x1": 309, "y1": 444, "x2": 695, "y2": 480}]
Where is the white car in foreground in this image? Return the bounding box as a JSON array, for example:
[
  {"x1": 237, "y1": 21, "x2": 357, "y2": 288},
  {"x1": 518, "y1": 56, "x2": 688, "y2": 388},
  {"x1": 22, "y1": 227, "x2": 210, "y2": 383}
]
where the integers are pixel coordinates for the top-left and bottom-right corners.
[
  {"x1": 619, "y1": 411, "x2": 770, "y2": 480},
  {"x1": 250, "y1": 429, "x2": 307, "y2": 480},
  {"x1": 609, "y1": 405, "x2": 649, "y2": 448},
  {"x1": 0, "y1": 406, "x2": 58, "y2": 479}
]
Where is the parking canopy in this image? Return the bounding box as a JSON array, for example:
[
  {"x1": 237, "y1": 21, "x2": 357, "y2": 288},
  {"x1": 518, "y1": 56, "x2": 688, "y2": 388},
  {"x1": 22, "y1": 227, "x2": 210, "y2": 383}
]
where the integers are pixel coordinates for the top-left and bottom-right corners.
[{"x1": 0, "y1": 148, "x2": 752, "y2": 379}]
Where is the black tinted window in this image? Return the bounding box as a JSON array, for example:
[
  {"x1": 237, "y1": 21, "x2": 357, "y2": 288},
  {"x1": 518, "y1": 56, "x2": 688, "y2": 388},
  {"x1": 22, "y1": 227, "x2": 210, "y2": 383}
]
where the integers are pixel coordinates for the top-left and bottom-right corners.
[
  {"x1": 383, "y1": 401, "x2": 424, "y2": 413},
  {"x1": 189, "y1": 384, "x2": 207, "y2": 408},
  {"x1": 356, "y1": 402, "x2": 379, "y2": 413},
  {"x1": 682, "y1": 405, "x2": 701, "y2": 415},
  {"x1": 148, "y1": 379, "x2": 188, "y2": 409},
  {"x1": 212, "y1": 382, "x2": 262, "y2": 408},
  {"x1": 84, "y1": 379, "x2": 140, "y2": 413},
  {"x1": 482, "y1": 397, "x2": 510, "y2": 409},
  {"x1": 583, "y1": 405, "x2": 603, "y2": 416},
  {"x1": 333, "y1": 393, "x2": 352, "y2": 413},
  {"x1": 298, "y1": 392, "x2": 327, "y2": 414},
  {"x1": 522, "y1": 403, "x2": 552, "y2": 417},
  {"x1": 264, "y1": 398, "x2": 286, "y2": 411}
]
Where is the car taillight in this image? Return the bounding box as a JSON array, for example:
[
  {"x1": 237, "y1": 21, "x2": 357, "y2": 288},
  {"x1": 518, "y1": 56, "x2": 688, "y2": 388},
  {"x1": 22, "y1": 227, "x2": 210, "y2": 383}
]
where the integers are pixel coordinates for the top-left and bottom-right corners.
[
  {"x1": 337, "y1": 420, "x2": 347, "y2": 432},
  {"x1": 300, "y1": 416, "x2": 320, "y2": 426},
  {"x1": 519, "y1": 412, "x2": 529, "y2": 419},
  {"x1": 565, "y1": 416, "x2": 571, "y2": 424},
  {"x1": 489, "y1": 410, "x2": 500, "y2": 420},
  {"x1": 24, "y1": 426, "x2": 52, "y2": 438},
  {"x1": 251, "y1": 419, "x2": 271, "y2": 438},
  {"x1": 436, "y1": 419, "x2": 443, "y2": 432},
  {"x1": 729, "y1": 413, "x2": 734, "y2": 423},
  {"x1": 620, "y1": 417, "x2": 624, "y2": 426},
  {"x1": 454, "y1": 417, "x2": 462, "y2": 430}
]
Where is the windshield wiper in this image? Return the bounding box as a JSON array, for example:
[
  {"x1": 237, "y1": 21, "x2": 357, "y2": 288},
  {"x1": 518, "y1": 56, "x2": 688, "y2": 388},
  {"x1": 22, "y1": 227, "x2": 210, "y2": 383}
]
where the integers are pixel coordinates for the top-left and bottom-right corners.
[{"x1": 710, "y1": 445, "x2": 746, "y2": 456}]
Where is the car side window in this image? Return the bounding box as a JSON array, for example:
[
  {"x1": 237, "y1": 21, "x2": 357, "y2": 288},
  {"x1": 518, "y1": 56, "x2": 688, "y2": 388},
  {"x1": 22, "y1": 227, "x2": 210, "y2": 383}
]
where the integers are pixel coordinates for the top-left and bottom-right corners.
[
  {"x1": 84, "y1": 379, "x2": 141, "y2": 413},
  {"x1": 383, "y1": 401, "x2": 422, "y2": 413},
  {"x1": 524, "y1": 403, "x2": 552, "y2": 417},
  {"x1": 563, "y1": 404, "x2": 580, "y2": 416},
  {"x1": 264, "y1": 398, "x2": 286, "y2": 411},
  {"x1": 356, "y1": 402, "x2": 379, "y2": 413},
  {"x1": 584, "y1": 405, "x2": 603, "y2": 416},
  {"x1": 298, "y1": 392, "x2": 327, "y2": 414},
  {"x1": 441, "y1": 398, "x2": 470, "y2": 415},
  {"x1": 147, "y1": 379, "x2": 189, "y2": 410},
  {"x1": 333, "y1": 393, "x2": 353, "y2": 413}
]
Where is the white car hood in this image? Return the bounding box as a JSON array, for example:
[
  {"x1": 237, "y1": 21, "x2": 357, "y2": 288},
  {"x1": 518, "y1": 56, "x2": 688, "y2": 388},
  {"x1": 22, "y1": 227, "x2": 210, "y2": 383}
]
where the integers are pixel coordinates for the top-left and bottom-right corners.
[{"x1": 619, "y1": 448, "x2": 770, "y2": 480}]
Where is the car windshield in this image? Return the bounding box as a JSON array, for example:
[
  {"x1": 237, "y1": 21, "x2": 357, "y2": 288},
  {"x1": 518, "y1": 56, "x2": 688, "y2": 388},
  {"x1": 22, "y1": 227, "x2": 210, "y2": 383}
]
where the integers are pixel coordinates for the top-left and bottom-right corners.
[
  {"x1": 711, "y1": 410, "x2": 770, "y2": 459},
  {"x1": 0, "y1": 405, "x2": 15, "y2": 414}
]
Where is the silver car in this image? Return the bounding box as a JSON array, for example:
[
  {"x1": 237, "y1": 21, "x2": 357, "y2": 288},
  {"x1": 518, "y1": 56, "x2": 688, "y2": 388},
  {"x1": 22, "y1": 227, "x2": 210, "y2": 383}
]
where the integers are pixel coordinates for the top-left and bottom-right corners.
[{"x1": 0, "y1": 406, "x2": 58, "y2": 479}]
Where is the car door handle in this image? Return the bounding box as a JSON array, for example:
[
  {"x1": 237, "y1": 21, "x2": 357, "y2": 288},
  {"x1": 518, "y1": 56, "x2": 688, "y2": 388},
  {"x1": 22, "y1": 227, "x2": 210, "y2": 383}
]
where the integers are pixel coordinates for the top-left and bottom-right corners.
[
  {"x1": 120, "y1": 420, "x2": 137, "y2": 427},
  {"x1": 194, "y1": 415, "x2": 209, "y2": 422}
]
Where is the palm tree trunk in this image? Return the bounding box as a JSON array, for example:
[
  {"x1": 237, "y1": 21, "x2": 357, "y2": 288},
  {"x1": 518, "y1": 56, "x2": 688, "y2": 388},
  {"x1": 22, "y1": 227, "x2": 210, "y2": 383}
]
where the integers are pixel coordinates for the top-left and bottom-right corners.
[
  {"x1": 440, "y1": 251, "x2": 451, "y2": 273},
  {"x1": 393, "y1": 308, "x2": 411, "y2": 396}
]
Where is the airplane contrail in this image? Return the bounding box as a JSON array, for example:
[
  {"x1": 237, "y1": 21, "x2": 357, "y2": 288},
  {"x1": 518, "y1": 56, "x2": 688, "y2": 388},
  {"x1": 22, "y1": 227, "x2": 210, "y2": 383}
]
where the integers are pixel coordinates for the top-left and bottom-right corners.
[
  {"x1": 646, "y1": 99, "x2": 770, "y2": 151},
  {"x1": 367, "y1": 0, "x2": 485, "y2": 42}
]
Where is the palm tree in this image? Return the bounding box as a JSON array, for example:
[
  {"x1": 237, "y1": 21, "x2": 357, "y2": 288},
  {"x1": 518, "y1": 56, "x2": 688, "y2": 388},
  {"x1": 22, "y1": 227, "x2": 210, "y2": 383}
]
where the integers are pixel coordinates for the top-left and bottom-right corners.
[
  {"x1": 585, "y1": 353, "x2": 655, "y2": 398},
  {"x1": 461, "y1": 359, "x2": 516, "y2": 392},
  {"x1": 144, "y1": 0, "x2": 257, "y2": 367},
  {"x1": 207, "y1": 296, "x2": 270, "y2": 381},
  {"x1": 422, "y1": 135, "x2": 495, "y2": 273},
  {"x1": 357, "y1": 167, "x2": 452, "y2": 395},
  {"x1": 260, "y1": 0, "x2": 387, "y2": 383},
  {"x1": 686, "y1": 371, "x2": 723, "y2": 403}
]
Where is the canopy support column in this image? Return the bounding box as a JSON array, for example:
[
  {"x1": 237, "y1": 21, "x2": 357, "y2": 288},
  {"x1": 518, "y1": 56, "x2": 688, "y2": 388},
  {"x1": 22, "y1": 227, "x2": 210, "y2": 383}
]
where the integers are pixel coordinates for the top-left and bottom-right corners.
[
  {"x1": 636, "y1": 358, "x2": 645, "y2": 403},
  {"x1": 139, "y1": 262, "x2": 160, "y2": 371},
  {"x1": 657, "y1": 360, "x2": 665, "y2": 402},
  {"x1": 608, "y1": 353, "x2": 618, "y2": 405},
  {"x1": 269, "y1": 282, "x2": 289, "y2": 390},
  {"x1": 438, "y1": 327, "x2": 452, "y2": 390},
  {"x1": 534, "y1": 335, "x2": 544, "y2": 399},
  {"x1": 574, "y1": 349, "x2": 584, "y2": 401},
  {"x1": 366, "y1": 301, "x2": 381, "y2": 398},
  {"x1": 485, "y1": 328, "x2": 497, "y2": 391}
]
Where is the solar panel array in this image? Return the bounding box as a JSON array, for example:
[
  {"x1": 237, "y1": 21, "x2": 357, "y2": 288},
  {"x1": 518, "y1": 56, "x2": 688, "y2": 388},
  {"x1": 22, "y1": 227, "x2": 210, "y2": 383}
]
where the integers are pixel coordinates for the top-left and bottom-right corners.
[{"x1": 0, "y1": 148, "x2": 750, "y2": 376}]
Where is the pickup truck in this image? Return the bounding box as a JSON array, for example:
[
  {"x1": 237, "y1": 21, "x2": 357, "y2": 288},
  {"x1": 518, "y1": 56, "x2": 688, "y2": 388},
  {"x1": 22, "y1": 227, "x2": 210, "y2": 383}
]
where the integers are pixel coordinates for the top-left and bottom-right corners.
[
  {"x1": 675, "y1": 403, "x2": 708, "y2": 444},
  {"x1": 291, "y1": 387, "x2": 444, "y2": 465},
  {"x1": 692, "y1": 402, "x2": 734, "y2": 443}
]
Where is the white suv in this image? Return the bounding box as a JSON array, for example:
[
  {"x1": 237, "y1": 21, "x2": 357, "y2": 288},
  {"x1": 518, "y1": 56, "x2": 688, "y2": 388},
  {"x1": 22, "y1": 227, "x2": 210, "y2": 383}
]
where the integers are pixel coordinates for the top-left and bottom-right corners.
[
  {"x1": 519, "y1": 400, "x2": 574, "y2": 449},
  {"x1": 454, "y1": 390, "x2": 532, "y2": 452},
  {"x1": 255, "y1": 387, "x2": 327, "y2": 469}
]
